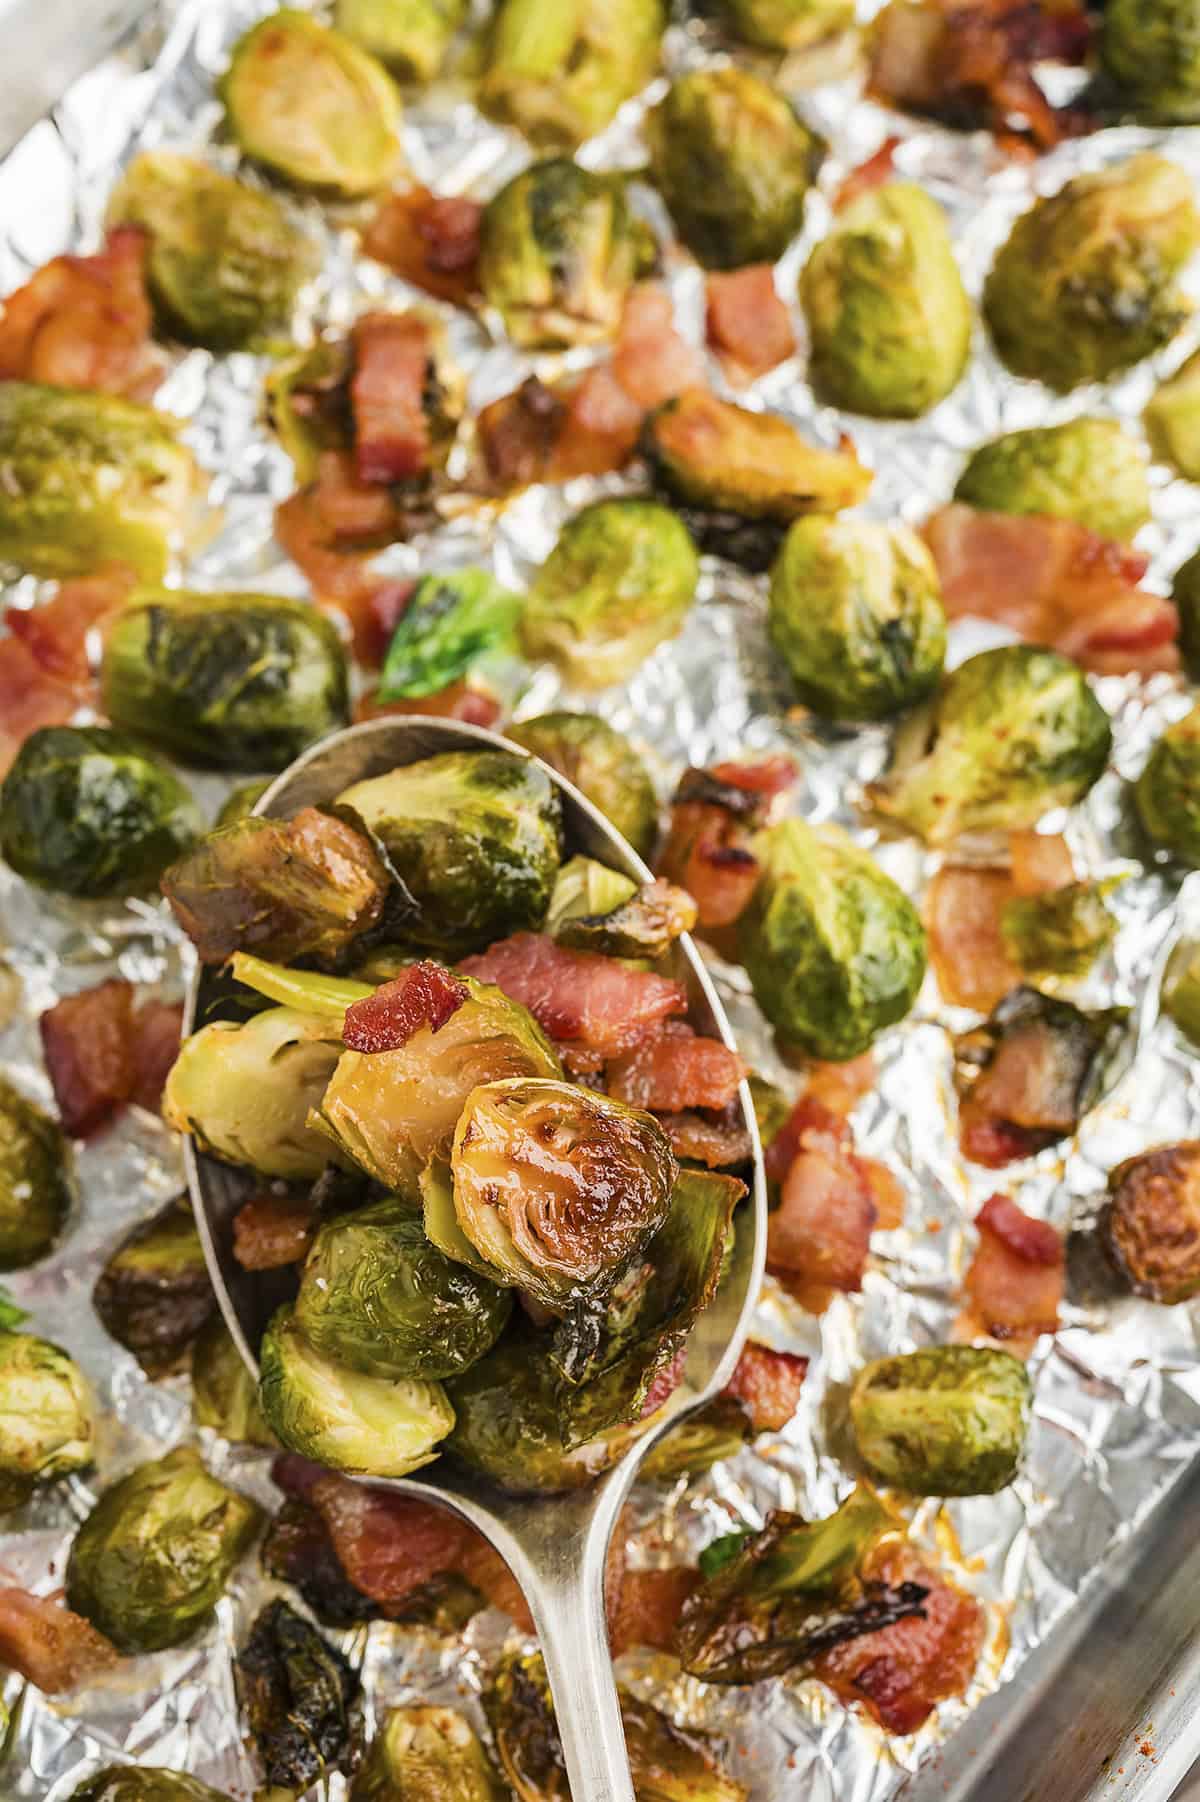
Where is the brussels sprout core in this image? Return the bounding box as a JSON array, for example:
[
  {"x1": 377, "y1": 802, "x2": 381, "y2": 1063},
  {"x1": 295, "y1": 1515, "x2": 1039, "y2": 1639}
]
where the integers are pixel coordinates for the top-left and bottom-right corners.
[{"x1": 850, "y1": 1345, "x2": 1031, "y2": 1495}]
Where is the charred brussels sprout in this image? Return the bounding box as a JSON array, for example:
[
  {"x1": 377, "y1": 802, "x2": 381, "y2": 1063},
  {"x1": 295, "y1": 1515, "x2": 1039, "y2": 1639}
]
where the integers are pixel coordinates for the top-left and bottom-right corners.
[
  {"x1": 1135, "y1": 704, "x2": 1200, "y2": 865},
  {"x1": 0, "y1": 1329, "x2": 93, "y2": 1511},
  {"x1": 1001, "y1": 881, "x2": 1119, "y2": 983},
  {"x1": 982, "y1": 154, "x2": 1200, "y2": 393},
  {"x1": 955, "y1": 419, "x2": 1151, "y2": 542},
  {"x1": 867, "y1": 645, "x2": 1112, "y2": 846},
  {"x1": 336, "y1": 750, "x2": 561, "y2": 954},
  {"x1": 645, "y1": 67, "x2": 823, "y2": 270},
  {"x1": 738, "y1": 818, "x2": 926, "y2": 1061},
  {"x1": 259, "y1": 1303, "x2": 455, "y2": 1477},
  {"x1": 507, "y1": 713, "x2": 659, "y2": 861},
  {"x1": 768, "y1": 516, "x2": 946, "y2": 721},
  {"x1": 1102, "y1": 0, "x2": 1200, "y2": 124},
  {"x1": 164, "y1": 1007, "x2": 345, "y2": 1181},
  {"x1": 379, "y1": 568, "x2": 522, "y2": 701},
  {"x1": 294, "y1": 1196, "x2": 511, "y2": 1379},
  {"x1": 546, "y1": 857, "x2": 697, "y2": 957},
  {"x1": 450, "y1": 1077, "x2": 677, "y2": 1311},
  {"x1": 801, "y1": 183, "x2": 970, "y2": 419},
  {"x1": 236, "y1": 1599, "x2": 360, "y2": 1795},
  {"x1": 0, "y1": 726, "x2": 200, "y2": 899},
  {"x1": 0, "y1": 382, "x2": 199, "y2": 579},
  {"x1": 1103, "y1": 1141, "x2": 1200, "y2": 1304},
  {"x1": 480, "y1": 0, "x2": 665, "y2": 149},
  {"x1": 92, "y1": 1196, "x2": 214, "y2": 1377},
  {"x1": 102, "y1": 591, "x2": 350, "y2": 772},
  {"x1": 68, "y1": 1774, "x2": 230, "y2": 1802},
  {"x1": 221, "y1": 11, "x2": 401, "y2": 197},
  {"x1": 479, "y1": 161, "x2": 652, "y2": 351},
  {"x1": 106, "y1": 153, "x2": 316, "y2": 350},
  {"x1": 191, "y1": 1314, "x2": 274, "y2": 1446},
  {"x1": 352, "y1": 1705, "x2": 505, "y2": 1802},
  {"x1": 0, "y1": 1078, "x2": 71, "y2": 1271},
  {"x1": 521, "y1": 498, "x2": 699, "y2": 689},
  {"x1": 710, "y1": 0, "x2": 853, "y2": 50},
  {"x1": 850, "y1": 1346, "x2": 1031, "y2": 1495},
  {"x1": 334, "y1": 0, "x2": 467, "y2": 81},
  {"x1": 1146, "y1": 350, "x2": 1200, "y2": 482},
  {"x1": 66, "y1": 1446, "x2": 261, "y2": 1653}
]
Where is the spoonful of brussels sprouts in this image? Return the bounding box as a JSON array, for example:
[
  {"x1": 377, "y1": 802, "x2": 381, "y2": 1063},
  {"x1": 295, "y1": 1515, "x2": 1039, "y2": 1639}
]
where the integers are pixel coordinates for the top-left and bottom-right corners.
[{"x1": 177, "y1": 715, "x2": 766, "y2": 1802}]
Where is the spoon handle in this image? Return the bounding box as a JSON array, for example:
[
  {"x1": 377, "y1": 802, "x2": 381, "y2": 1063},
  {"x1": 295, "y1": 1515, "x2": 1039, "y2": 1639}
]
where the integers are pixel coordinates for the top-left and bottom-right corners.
[{"x1": 523, "y1": 1540, "x2": 636, "y2": 1800}]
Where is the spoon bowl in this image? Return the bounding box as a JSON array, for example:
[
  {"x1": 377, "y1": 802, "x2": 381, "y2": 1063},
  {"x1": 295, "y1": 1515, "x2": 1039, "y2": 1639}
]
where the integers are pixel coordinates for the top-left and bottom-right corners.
[{"x1": 183, "y1": 715, "x2": 767, "y2": 1802}]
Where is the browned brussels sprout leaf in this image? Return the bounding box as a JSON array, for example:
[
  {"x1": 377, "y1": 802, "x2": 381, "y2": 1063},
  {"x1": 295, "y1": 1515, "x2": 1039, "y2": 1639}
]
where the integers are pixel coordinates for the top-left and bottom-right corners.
[
  {"x1": 92, "y1": 1196, "x2": 215, "y2": 1377},
  {"x1": 235, "y1": 1598, "x2": 360, "y2": 1794}
]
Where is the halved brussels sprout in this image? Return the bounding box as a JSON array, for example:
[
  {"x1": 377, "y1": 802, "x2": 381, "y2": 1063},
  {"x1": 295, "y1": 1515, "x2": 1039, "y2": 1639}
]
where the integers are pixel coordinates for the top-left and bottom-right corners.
[
  {"x1": 352, "y1": 1705, "x2": 506, "y2": 1802},
  {"x1": 850, "y1": 1346, "x2": 1031, "y2": 1495},
  {"x1": 1001, "y1": 881, "x2": 1119, "y2": 983},
  {"x1": 1161, "y1": 936, "x2": 1200, "y2": 1047},
  {"x1": 738, "y1": 818, "x2": 926, "y2": 1061},
  {"x1": 0, "y1": 1329, "x2": 93, "y2": 1511},
  {"x1": 336, "y1": 750, "x2": 561, "y2": 954},
  {"x1": 69, "y1": 1773, "x2": 230, "y2": 1802},
  {"x1": 1102, "y1": 0, "x2": 1200, "y2": 124},
  {"x1": 163, "y1": 1006, "x2": 345, "y2": 1181},
  {"x1": 259, "y1": 1303, "x2": 455, "y2": 1477},
  {"x1": 982, "y1": 154, "x2": 1200, "y2": 392},
  {"x1": 507, "y1": 713, "x2": 659, "y2": 862},
  {"x1": 92, "y1": 1195, "x2": 214, "y2": 1377},
  {"x1": 710, "y1": 0, "x2": 854, "y2": 50},
  {"x1": 294, "y1": 1195, "x2": 512, "y2": 1379},
  {"x1": 639, "y1": 1393, "x2": 753, "y2": 1482},
  {"x1": 479, "y1": 161, "x2": 653, "y2": 351},
  {"x1": 221, "y1": 11, "x2": 402, "y2": 197},
  {"x1": 768, "y1": 516, "x2": 946, "y2": 721},
  {"x1": 1146, "y1": 350, "x2": 1200, "y2": 482},
  {"x1": 521, "y1": 499, "x2": 699, "y2": 689},
  {"x1": 1136, "y1": 703, "x2": 1200, "y2": 865},
  {"x1": 546, "y1": 856, "x2": 696, "y2": 957},
  {"x1": 66, "y1": 1446, "x2": 261, "y2": 1653},
  {"x1": 954, "y1": 419, "x2": 1152, "y2": 542},
  {"x1": 867, "y1": 645, "x2": 1113, "y2": 846},
  {"x1": 1103, "y1": 1141, "x2": 1200, "y2": 1305},
  {"x1": 646, "y1": 67, "x2": 823, "y2": 270},
  {"x1": 801, "y1": 182, "x2": 970, "y2": 419},
  {"x1": 102, "y1": 591, "x2": 350, "y2": 773},
  {"x1": 0, "y1": 382, "x2": 200, "y2": 579},
  {"x1": 0, "y1": 725, "x2": 201, "y2": 899},
  {"x1": 378, "y1": 568, "x2": 523, "y2": 701},
  {"x1": 106, "y1": 152, "x2": 316, "y2": 350},
  {"x1": 318, "y1": 975, "x2": 560, "y2": 1197},
  {"x1": 0, "y1": 1077, "x2": 72, "y2": 1271},
  {"x1": 236, "y1": 1598, "x2": 359, "y2": 1796},
  {"x1": 449, "y1": 1077, "x2": 677, "y2": 1312},
  {"x1": 191, "y1": 1314, "x2": 274, "y2": 1447},
  {"x1": 480, "y1": 0, "x2": 665, "y2": 148},
  {"x1": 334, "y1": 0, "x2": 468, "y2": 81}
]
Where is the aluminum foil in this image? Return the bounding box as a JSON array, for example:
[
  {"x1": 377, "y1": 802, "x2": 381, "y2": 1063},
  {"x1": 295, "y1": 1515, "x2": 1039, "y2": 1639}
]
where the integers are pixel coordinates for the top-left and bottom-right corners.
[{"x1": 3, "y1": 4, "x2": 1200, "y2": 1797}]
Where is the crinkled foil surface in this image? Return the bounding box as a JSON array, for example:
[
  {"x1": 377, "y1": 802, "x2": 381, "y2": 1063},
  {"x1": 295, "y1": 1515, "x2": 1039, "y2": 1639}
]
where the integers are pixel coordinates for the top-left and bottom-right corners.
[{"x1": 3, "y1": 4, "x2": 1200, "y2": 1797}]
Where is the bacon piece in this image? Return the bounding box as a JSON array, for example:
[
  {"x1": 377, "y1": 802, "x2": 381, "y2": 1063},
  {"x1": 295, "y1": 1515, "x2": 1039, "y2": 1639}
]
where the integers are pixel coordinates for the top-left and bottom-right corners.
[
  {"x1": 609, "y1": 1566, "x2": 700, "y2": 1657},
  {"x1": 476, "y1": 377, "x2": 569, "y2": 490},
  {"x1": 803, "y1": 1052, "x2": 877, "y2": 1119},
  {"x1": 0, "y1": 1589, "x2": 119, "y2": 1693},
  {"x1": 0, "y1": 637, "x2": 77, "y2": 778},
  {"x1": 362, "y1": 187, "x2": 483, "y2": 308},
  {"x1": 233, "y1": 1194, "x2": 316, "y2": 1272},
  {"x1": 767, "y1": 1099, "x2": 877, "y2": 1293},
  {"x1": 658, "y1": 760, "x2": 795, "y2": 934},
  {"x1": 924, "y1": 504, "x2": 1178, "y2": 676},
  {"x1": 927, "y1": 833, "x2": 1076, "y2": 1012},
  {"x1": 956, "y1": 989, "x2": 1104, "y2": 1168},
  {"x1": 130, "y1": 1000, "x2": 183, "y2": 1113},
  {"x1": 709, "y1": 756, "x2": 797, "y2": 799},
  {"x1": 611, "y1": 284, "x2": 706, "y2": 412},
  {"x1": 461, "y1": 932, "x2": 687, "y2": 1068},
  {"x1": 963, "y1": 1192, "x2": 1063, "y2": 1346},
  {"x1": 607, "y1": 1022, "x2": 747, "y2": 1114},
  {"x1": 1008, "y1": 829, "x2": 1074, "y2": 897},
  {"x1": 6, "y1": 566, "x2": 134, "y2": 693},
  {"x1": 0, "y1": 227, "x2": 162, "y2": 400},
  {"x1": 658, "y1": 1107, "x2": 752, "y2": 1168},
  {"x1": 705, "y1": 266, "x2": 796, "y2": 388},
  {"x1": 343, "y1": 962, "x2": 469, "y2": 1053},
  {"x1": 350, "y1": 312, "x2": 433, "y2": 485},
  {"x1": 835, "y1": 138, "x2": 902, "y2": 212},
  {"x1": 723, "y1": 1342, "x2": 808, "y2": 1433},
  {"x1": 356, "y1": 679, "x2": 502, "y2": 728},
  {"x1": 40, "y1": 979, "x2": 135, "y2": 1138},
  {"x1": 555, "y1": 365, "x2": 644, "y2": 479}
]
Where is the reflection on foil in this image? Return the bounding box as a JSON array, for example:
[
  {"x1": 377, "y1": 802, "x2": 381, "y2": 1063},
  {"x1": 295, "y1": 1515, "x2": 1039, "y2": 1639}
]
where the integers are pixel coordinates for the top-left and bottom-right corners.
[{"x1": 2, "y1": 3, "x2": 1200, "y2": 1797}]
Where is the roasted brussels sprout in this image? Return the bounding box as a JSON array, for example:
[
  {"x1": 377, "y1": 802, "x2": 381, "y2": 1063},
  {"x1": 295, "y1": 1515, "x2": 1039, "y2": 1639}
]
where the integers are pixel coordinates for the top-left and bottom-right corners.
[
  {"x1": 1102, "y1": 0, "x2": 1200, "y2": 124},
  {"x1": 639, "y1": 1394, "x2": 753, "y2": 1482},
  {"x1": 295, "y1": 1196, "x2": 511, "y2": 1379},
  {"x1": 0, "y1": 725, "x2": 201, "y2": 899},
  {"x1": 236, "y1": 1599, "x2": 360, "y2": 1795},
  {"x1": 1001, "y1": 881, "x2": 1119, "y2": 983},
  {"x1": 163, "y1": 1006, "x2": 345, "y2": 1181},
  {"x1": 982, "y1": 154, "x2": 1200, "y2": 392},
  {"x1": 0, "y1": 1077, "x2": 72, "y2": 1271},
  {"x1": 1161, "y1": 936, "x2": 1200, "y2": 1047},
  {"x1": 221, "y1": 11, "x2": 401, "y2": 197},
  {"x1": 1135, "y1": 703, "x2": 1200, "y2": 865},
  {"x1": 68, "y1": 1773, "x2": 230, "y2": 1802},
  {"x1": 450, "y1": 1076, "x2": 676, "y2": 1311},
  {"x1": 507, "y1": 713, "x2": 659, "y2": 862},
  {"x1": 645, "y1": 67, "x2": 823, "y2": 270},
  {"x1": 106, "y1": 152, "x2": 316, "y2": 350},
  {"x1": 480, "y1": 0, "x2": 665, "y2": 148},
  {"x1": 0, "y1": 1329, "x2": 93, "y2": 1511},
  {"x1": 521, "y1": 498, "x2": 699, "y2": 689},
  {"x1": 353, "y1": 1705, "x2": 505, "y2": 1802},
  {"x1": 1146, "y1": 351, "x2": 1200, "y2": 482},
  {"x1": 546, "y1": 857, "x2": 696, "y2": 957},
  {"x1": 191, "y1": 1314, "x2": 274, "y2": 1447},
  {"x1": 711, "y1": 0, "x2": 852, "y2": 49},
  {"x1": 92, "y1": 1196, "x2": 214, "y2": 1377},
  {"x1": 66, "y1": 1446, "x2": 261, "y2": 1653},
  {"x1": 800, "y1": 182, "x2": 970, "y2": 419},
  {"x1": 0, "y1": 382, "x2": 199, "y2": 579},
  {"x1": 954, "y1": 420, "x2": 1151, "y2": 542},
  {"x1": 378, "y1": 568, "x2": 522, "y2": 701},
  {"x1": 1172, "y1": 550, "x2": 1200, "y2": 682},
  {"x1": 738, "y1": 818, "x2": 926, "y2": 1061},
  {"x1": 850, "y1": 1346, "x2": 1031, "y2": 1495},
  {"x1": 102, "y1": 591, "x2": 350, "y2": 773},
  {"x1": 867, "y1": 645, "x2": 1113, "y2": 846},
  {"x1": 768, "y1": 516, "x2": 946, "y2": 721},
  {"x1": 479, "y1": 161, "x2": 652, "y2": 351},
  {"x1": 334, "y1": 0, "x2": 467, "y2": 81},
  {"x1": 259, "y1": 1303, "x2": 455, "y2": 1477},
  {"x1": 1103, "y1": 1141, "x2": 1200, "y2": 1304},
  {"x1": 336, "y1": 750, "x2": 561, "y2": 954}
]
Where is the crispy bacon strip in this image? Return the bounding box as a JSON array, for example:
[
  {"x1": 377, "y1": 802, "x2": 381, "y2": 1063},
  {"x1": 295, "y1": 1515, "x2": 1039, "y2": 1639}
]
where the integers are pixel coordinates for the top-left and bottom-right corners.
[
  {"x1": 767, "y1": 1099, "x2": 877, "y2": 1294},
  {"x1": 40, "y1": 980, "x2": 136, "y2": 1138},
  {"x1": 963, "y1": 1192, "x2": 1063, "y2": 1347},
  {"x1": 706, "y1": 266, "x2": 796, "y2": 388},
  {"x1": 0, "y1": 227, "x2": 161, "y2": 399},
  {"x1": 129, "y1": 1000, "x2": 183, "y2": 1113},
  {"x1": 350, "y1": 312, "x2": 433, "y2": 485},
  {"x1": 342, "y1": 963, "x2": 468, "y2": 1053},
  {"x1": 611, "y1": 284, "x2": 706, "y2": 412},
  {"x1": 835, "y1": 139, "x2": 902, "y2": 212},
  {"x1": 723, "y1": 1342, "x2": 808, "y2": 1433},
  {"x1": 658, "y1": 761, "x2": 794, "y2": 935},
  {"x1": 6, "y1": 567, "x2": 134, "y2": 692},
  {"x1": 0, "y1": 638, "x2": 76, "y2": 778},
  {"x1": 0, "y1": 1589, "x2": 119, "y2": 1693},
  {"x1": 926, "y1": 834, "x2": 1075, "y2": 1012},
  {"x1": 609, "y1": 1567, "x2": 700, "y2": 1658},
  {"x1": 362, "y1": 186, "x2": 483, "y2": 307},
  {"x1": 607, "y1": 1022, "x2": 748, "y2": 1114},
  {"x1": 658, "y1": 1107, "x2": 752, "y2": 1169},
  {"x1": 233, "y1": 1194, "x2": 316, "y2": 1271}
]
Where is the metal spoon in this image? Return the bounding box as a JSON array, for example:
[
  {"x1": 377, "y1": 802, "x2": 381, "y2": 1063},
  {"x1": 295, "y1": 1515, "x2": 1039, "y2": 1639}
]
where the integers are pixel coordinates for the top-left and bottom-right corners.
[{"x1": 183, "y1": 716, "x2": 767, "y2": 1802}]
